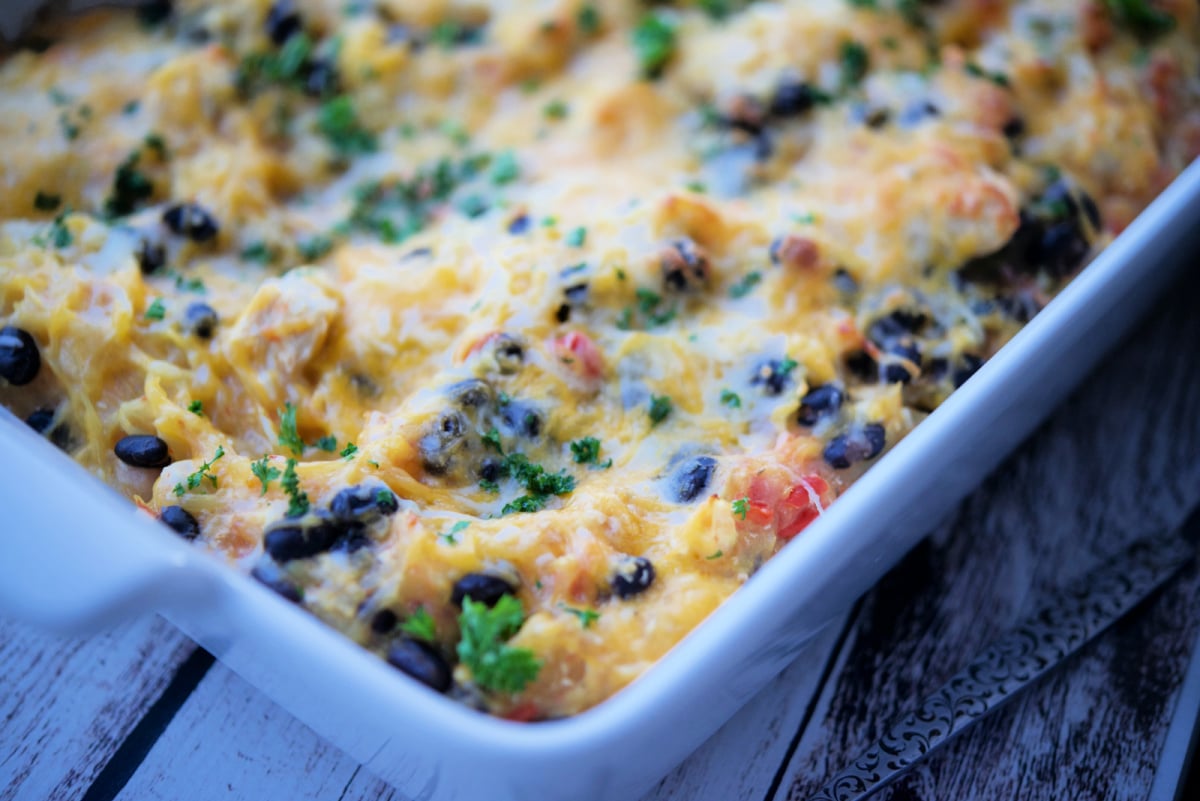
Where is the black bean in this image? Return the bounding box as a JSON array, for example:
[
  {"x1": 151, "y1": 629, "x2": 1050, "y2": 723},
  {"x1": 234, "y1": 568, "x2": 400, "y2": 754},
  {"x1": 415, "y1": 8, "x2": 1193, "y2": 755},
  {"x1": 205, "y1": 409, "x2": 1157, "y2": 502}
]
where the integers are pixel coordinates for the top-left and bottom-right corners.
[
  {"x1": 25, "y1": 408, "x2": 56, "y2": 434},
  {"x1": 302, "y1": 58, "x2": 339, "y2": 97},
  {"x1": 250, "y1": 563, "x2": 303, "y2": 603},
  {"x1": 555, "y1": 303, "x2": 571, "y2": 323},
  {"x1": 500, "y1": 401, "x2": 542, "y2": 439},
  {"x1": 160, "y1": 505, "x2": 200, "y2": 540},
  {"x1": 184, "y1": 302, "x2": 218, "y2": 339},
  {"x1": 611, "y1": 557, "x2": 655, "y2": 599},
  {"x1": 136, "y1": 237, "x2": 166, "y2": 274},
  {"x1": 1002, "y1": 116, "x2": 1025, "y2": 140},
  {"x1": 489, "y1": 334, "x2": 525, "y2": 374},
  {"x1": 370, "y1": 609, "x2": 398, "y2": 634},
  {"x1": 832, "y1": 268, "x2": 859, "y2": 295},
  {"x1": 0, "y1": 326, "x2": 41, "y2": 386},
  {"x1": 660, "y1": 238, "x2": 710, "y2": 293},
  {"x1": 844, "y1": 350, "x2": 877, "y2": 383},
  {"x1": 669, "y1": 455, "x2": 717, "y2": 504},
  {"x1": 136, "y1": 0, "x2": 172, "y2": 27},
  {"x1": 386, "y1": 638, "x2": 451, "y2": 693},
  {"x1": 797, "y1": 384, "x2": 844, "y2": 427},
  {"x1": 881, "y1": 341, "x2": 922, "y2": 384},
  {"x1": 863, "y1": 107, "x2": 890, "y2": 129},
  {"x1": 1080, "y1": 192, "x2": 1101, "y2": 230},
  {"x1": 162, "y1": 203, "x2": 219, "y2": 243},
  {"x1": 953, "y1": 354, "x2": 984, "y2": 388},
  {"x1": 330, "y1": 483, "x2": 399, "y2": 521},
  {"x1": 769, "y1": 80, "x2": 818, "y2": 117},
  {"x1": 445, "y1": 379, "x2": 492, "y2": 410},
  {"x1": 869, "y1": 309, "x2": 927, "y2": 341},
  {"x1": 419, "y1": 411, "x2": 468, "y2": 475},
  {"x1": 1038, "y1": 180, "x2": 1078, "y2": 221},
  {"x1": 265, "y1": 0, "x2": 303, "y2": 45},
  {"x1": 478, "y1": 457, "x2": 504, "y2": 483},
  {"x1": 564, "y1": 282, "x2": 589, "y2": 305},
  {"x1": 508, "y1": 214, "x2": 531, "y2": 235},
  {"x1": 114, "y1": 434, "x2": 171, "y2": 468},
  {"x1": 263, "y1": 514, "x2": 344, "y2": 562},
  {"x1": 333, "y1": 525, "x2": 371, "y2": 553},
  {"x1": 451, "y1": 573, "x2": 517, "y2": 608},
  {"x1": 823, "y1": 423, "x2": 886, "y2": 469},
  {"x1": 1034, "y1": 220, "x2": 1090, "y2": 278},
  {"x1": 751, "y1": 359, "x2": 795, "y2": 396}
]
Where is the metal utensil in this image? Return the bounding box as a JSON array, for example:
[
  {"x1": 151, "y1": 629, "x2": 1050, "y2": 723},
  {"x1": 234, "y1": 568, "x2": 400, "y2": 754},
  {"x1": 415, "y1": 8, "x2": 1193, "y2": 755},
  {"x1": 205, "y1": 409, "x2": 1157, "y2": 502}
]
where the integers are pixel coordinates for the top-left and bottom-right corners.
[{"x1": 808, "y1": 527, "x2": 1196, "y2": 801}]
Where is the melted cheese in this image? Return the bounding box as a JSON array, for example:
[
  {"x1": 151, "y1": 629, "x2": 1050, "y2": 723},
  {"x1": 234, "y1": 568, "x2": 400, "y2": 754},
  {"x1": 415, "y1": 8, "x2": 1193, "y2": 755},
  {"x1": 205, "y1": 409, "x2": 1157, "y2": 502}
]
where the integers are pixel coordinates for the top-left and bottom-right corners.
[{"x1": 1, "y1": 0, "x2": 1197, "y2": 718}]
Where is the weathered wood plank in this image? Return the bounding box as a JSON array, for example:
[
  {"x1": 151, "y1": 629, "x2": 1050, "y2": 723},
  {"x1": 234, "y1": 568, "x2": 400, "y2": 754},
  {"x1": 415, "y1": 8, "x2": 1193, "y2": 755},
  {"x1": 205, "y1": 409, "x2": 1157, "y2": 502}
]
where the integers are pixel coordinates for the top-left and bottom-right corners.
[
  {"x1": 112, "y1": 664, "x2": 365, "y2": 801},
  {"x1": 0, "y1": 615, "x2": 194, "y2": 801},
  {"x1": 108, "y1": 615, "x2": 850, "y2": 801},
  {"x1": 771, "y1": 274, "x2": 1200, "y2": 801}
]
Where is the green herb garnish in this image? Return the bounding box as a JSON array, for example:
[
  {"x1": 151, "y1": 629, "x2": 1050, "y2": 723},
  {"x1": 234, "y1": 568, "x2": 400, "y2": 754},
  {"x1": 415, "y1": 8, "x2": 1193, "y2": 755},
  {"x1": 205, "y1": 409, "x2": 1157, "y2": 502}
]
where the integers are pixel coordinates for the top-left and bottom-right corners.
[
  {"x1": 440, "y1": 520, "x2": 470, "y2": 545},
  {"x1": 729, "y1": 271, "x2": 762, "y2": 299},
  {"x1": 648, "y1": 394, "x2": 673, "y2": 426},
  {"x1": 144, "y1": 298, "x2": 166, "y2": 321},
  {"x1": 731, "y1": 497, "x2": 749, "y2": 520},
  {"x1": 251, "y1": 456, "x2": 281, "y2": 495},
  {"x1": 318, "y1": 95, "x2": 377, "y2": 158},
  {"x1": 565, "y1": 226, "x2": 587, "y2": 247},
  {"x1": 632, "y1": 12, "x2": 677, "y2": 80},
  {"x1": 720, "y1": 389, "x2": 742, "y2": 408},
  {"x1": 188, "y1": 399, "x2": 203, "y2": 416},
  {"x1": 339, "y1": 442, "x2": 358, "y2": 460},
  {"x1": 570, "y1": 436, "x2": 602, "y2": 464},
  {"x1": 314, "y1": 435, "x2": 337, "y2": 452},
  {"x1": 561, "y1": 605, "x2": 600, "y2": 629},
  {"x1": 456, "y1": 596, "x2": 541, "y2": 693},
  {"x1": 173, "y1": 446, "x2": 225, "y2": 497},
  {"x1": 278, "y1": 402, "x2": 305, "y2": 456},
  {"x1": 281, "y1": 457, "x2": 310, "y2": 517},
  {"x1": 401, "y1": 608, "x2": 437, "y2": 641}
]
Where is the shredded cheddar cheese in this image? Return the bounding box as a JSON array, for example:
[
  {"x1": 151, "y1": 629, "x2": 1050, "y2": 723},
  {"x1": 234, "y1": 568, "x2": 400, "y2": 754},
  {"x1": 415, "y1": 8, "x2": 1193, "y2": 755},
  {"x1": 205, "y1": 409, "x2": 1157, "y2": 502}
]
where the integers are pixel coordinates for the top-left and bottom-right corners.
[{"x1": 1, "y1": 0, "x2": 1196, "y2": 718}]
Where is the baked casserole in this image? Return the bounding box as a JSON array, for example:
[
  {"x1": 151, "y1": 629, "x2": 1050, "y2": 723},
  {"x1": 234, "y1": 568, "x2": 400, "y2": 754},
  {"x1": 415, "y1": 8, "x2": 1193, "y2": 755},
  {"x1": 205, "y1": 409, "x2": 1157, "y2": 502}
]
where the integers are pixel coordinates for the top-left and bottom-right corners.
[{"x1": 1, "y1": 0, "x2": 1196, "y2": 719}]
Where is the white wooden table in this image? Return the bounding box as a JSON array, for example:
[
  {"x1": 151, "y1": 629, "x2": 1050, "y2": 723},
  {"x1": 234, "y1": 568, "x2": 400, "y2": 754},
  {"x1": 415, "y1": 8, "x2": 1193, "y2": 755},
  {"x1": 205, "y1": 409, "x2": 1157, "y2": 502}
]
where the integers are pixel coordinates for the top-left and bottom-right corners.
[{"x1": 4, "y1": 269, "x2": 1200, "y2": 801}]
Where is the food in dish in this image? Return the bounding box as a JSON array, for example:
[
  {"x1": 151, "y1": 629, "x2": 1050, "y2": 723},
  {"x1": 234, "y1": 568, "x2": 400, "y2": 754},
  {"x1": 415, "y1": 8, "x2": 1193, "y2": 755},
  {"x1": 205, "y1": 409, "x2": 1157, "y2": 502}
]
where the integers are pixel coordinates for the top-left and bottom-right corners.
[{"x1": 1, "y1": 0, "x2": 1196, "y2": 719}]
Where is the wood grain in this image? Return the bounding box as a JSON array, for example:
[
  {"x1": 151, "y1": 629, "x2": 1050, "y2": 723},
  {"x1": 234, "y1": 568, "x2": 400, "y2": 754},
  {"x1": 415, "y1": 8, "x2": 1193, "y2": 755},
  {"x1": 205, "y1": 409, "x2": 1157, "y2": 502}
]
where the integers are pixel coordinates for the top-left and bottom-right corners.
[
  {"x1": 0, "y1": 616, "x2": 194, "y2": 801},
  {"x1": 773, "y1": 272, "x2": 1200, "y2": 801}
]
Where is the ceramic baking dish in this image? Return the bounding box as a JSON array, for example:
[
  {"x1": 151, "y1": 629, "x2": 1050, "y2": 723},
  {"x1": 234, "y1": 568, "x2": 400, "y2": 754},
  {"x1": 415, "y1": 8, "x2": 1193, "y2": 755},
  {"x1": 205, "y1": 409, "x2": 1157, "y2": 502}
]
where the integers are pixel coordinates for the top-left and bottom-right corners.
[
  {"x1": 2, "y1": 158, "x2": 1197, "y2": 801},
  {"x1": 2, "y1": 7, "x2": 1199, "y2": 795}
]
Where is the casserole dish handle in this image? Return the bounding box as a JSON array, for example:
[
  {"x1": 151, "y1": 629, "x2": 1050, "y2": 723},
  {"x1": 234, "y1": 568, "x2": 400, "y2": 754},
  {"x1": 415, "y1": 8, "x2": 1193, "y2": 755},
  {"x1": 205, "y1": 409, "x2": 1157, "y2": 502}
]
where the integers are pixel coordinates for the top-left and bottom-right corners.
[{"x1": 0, "y1": 413, "x2": 218, "y2": 634}]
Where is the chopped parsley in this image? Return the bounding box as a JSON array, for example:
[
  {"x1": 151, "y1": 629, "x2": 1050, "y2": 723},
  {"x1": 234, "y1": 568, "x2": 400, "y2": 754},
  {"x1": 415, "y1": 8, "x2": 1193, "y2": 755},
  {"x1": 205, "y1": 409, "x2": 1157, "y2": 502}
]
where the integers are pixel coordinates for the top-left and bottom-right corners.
[
  {"x1": 577, "y1": 4, "x2": 601, "y2": 35},
  {"x1": 569, "y1": 436, "x2": 602, "y2": 464},
  {"x1": 339, "y1": 442, "x2": 358, "y2": 460},
  {"x1": 482, "y1": 427, "x2": 504, "y2": 453},
  {"x1": 1103, "y1": 0, "x2": 1176, "y2": 39},
  {"x1": 144, "y1": 298, "x2": 166, "y2": 321},
  {"x1": 648, "y1": 394, "x2": 673, "y2": 426},
  {"x1": 173, "y1": 446, "x2": 225, "y2": 497},
  {"x1": 241, "y1": 241, "x2": 278, "y2": 264},
  {"x1": 251, "y1": 456, "x2": 281, "y2": 495},
  {"x1": 440, "y1": 520, "x2": 470, "y2": 545},
  {"x1": 561, "y1": 605, "x2": 600, "y2": 629},
  {"x1": 187, "y1": 399, "x2": 204, "y2": 416},
  {"x1": 281, "y1": 457, "x2": 310, "y2": 517},
  {"x1": 965, "y1": 62, "x2": 1011, "y2": 88},
  {"x1": 839, "y1": 40, "x2": 870, "y2": 88},
  {"x1": 278, "y1": 402, "x2": 305, "y2": 456},
  {"x1": 706, "y1": 550, "x2": 724, "y2": 560},
  {"x1": 236, "y1": 32, "x2": 314, "y2": 95},
  {"x1": 732, "y1": 497, "x2": 749, "y2": 520},
  {"x1": 544, "y1": 99, "x2": 570, "y2": 119},
  {"x1": 104, "y1": 149, "x2": 155, "y2": 218},
  {"x1": 729, "y1": 271, "x2": 762, "y2": 299},
  {"x1": 401, "y1": 608, "x2": 437, "y2": 641},
  {"x1": 632, "y1": 12, "x2": 677, "y2": 80},
  {"x1": 298, "y1": 234, "x2": 334, "y2": 261},
  {"x1": 314, "y1": 435, "x2": 338, "y2": 452},
  {"x1": 318, "y1": 96, "x2": 377, "y2": 158},
  {"x1": 565, "y1": 226, "x2": 587, "y2": 247},
  {"x1": 720, "y1": 389, "x2": 742, "y2": 408},
  {"x1": 490, "y1": 150, "x2": 520, "y2": 185},
  {"x1": 456, "y1": 596, "x2": 541, "y2": 693},
  {"x1": 777, "y1": 356, "x2": 799, "y2": 376}
]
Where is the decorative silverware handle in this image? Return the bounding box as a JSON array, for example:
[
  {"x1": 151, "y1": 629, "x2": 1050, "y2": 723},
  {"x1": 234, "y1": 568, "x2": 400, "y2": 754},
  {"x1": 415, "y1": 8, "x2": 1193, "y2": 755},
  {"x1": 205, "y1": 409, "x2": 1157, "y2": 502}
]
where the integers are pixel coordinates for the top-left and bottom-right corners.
[{"x1": 808, "y1": 531, "x2": 1195, "y2": 801}]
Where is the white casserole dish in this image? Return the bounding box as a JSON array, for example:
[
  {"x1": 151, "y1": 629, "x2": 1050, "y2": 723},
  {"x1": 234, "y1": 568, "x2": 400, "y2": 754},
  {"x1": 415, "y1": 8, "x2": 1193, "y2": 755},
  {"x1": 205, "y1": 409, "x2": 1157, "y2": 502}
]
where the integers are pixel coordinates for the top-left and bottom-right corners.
[{"x1": 1, "y1": 7, "x2": 1198, "y2": 794}]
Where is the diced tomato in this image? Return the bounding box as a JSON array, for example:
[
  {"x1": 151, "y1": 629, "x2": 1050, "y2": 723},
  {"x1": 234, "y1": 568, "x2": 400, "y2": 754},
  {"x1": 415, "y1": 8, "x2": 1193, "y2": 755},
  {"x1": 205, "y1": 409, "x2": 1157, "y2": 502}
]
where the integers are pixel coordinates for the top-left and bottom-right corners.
[
  {"x1": 738, "y1": 472, "x2": 833, "y2": 540},
  {"x1": 553, "y1": 332, "x2": 604, "y2": 378},
  {"x1": 503, "y1": 701, "x2": 541, "y2": 723},
  {"x1": 777, "y1": 475, "x2": 832, "y2": 541}
]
